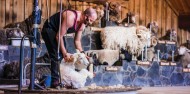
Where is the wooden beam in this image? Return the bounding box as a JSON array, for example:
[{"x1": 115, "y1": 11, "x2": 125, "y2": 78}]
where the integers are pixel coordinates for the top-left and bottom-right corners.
[{"x1": 165, "y1": 0, "x2": 179, "y2": 16}]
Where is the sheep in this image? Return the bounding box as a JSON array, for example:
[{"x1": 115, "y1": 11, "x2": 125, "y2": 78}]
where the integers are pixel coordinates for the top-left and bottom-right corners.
[
  {"x1": 4, "y1": 15, "x2": 34, "y2": 35},
  {"x1": 85, "y1": 49, "x2": 119, "y2": 66},
  {"x1": 177, "y1": 46, "x2": 190, "y2": 68},
  {"x1": 100, "y1": 26, "x2": 149, "y2": 57},
  {"x1": 147, "y1": 21, "x2": 159, "y2": 37},
  {"x1": 59, "y1": 50, "x2": 93, "y2": 88},
  {"x1": 122, "y1": 12, "x2": 137, "y2": 27},
  {"x1": 92, "y1": 5, "x2": 104, "y2": 27},
  {"x1": 3, "y1": 53, "x2": 51, "y2": 79},
  {"x1": 108, "y1": 2, "x2": 121, "y2": 23},
  {"x1": 0, "y1": 28, "x2": 25, "y2": 45},
  {"x1": 145, "y1": 21, "x2": 159, "y2": 61},
  {"x1": 159, "y1": 28, "x2": 178, "y2": 42}
]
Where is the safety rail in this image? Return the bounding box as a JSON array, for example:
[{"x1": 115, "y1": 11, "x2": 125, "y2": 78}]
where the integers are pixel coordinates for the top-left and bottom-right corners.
[{"x1": 23, "y1": 63, "x2": 51, "y2": 86}]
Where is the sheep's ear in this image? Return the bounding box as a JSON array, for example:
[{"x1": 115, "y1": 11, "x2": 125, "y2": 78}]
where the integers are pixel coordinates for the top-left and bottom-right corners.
[
  {"x1": 76, "y1": 49, "x2": 80, "y2": 53},
  {"x1": 187, "y1": 48, "x2": 190, "y2": 53}
]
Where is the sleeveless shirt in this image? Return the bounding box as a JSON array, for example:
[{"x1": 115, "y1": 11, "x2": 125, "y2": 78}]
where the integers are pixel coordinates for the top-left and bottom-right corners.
[{"x1": 43, "y1": 10, "x2": 78, "y2": 33}]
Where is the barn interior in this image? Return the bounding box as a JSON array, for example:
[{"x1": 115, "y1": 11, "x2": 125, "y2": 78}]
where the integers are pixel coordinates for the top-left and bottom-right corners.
[{"x1": 0, "y1": 0, "x2": 190, "y2": 94}]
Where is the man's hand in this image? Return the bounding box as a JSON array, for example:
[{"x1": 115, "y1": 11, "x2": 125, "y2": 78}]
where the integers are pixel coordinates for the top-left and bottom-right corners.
[{"x1": 64, "y1": 53, "x2": 73, "y2": 62}]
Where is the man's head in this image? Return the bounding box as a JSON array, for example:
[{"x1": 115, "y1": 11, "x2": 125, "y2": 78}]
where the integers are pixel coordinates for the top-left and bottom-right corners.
[{"x1": 83, "y1": 8, "x2": 97, "y2": 26}]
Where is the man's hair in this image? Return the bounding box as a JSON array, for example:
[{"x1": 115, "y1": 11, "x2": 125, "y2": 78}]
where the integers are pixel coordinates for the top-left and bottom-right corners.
[{"x1": 83, "y1": 8, "x2": 96, "y2": 16}]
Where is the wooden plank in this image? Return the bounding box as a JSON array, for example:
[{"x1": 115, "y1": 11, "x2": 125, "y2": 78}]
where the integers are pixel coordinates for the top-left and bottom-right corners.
[
  {"x1": 5, "y1": 0, "x2": 11, "y2": 25},
  {"x1": 135, "y1": 0, "x2": 140, "y2": 25},
  {"x1": 128, "y1": 0, "x2": 134, "y2": 13},
  {"x1": 0, "y1": 0, "x2": 6, "y2": 27},
  {"x1": 50, "y1": 0, "x2": 57, "y2": 16},
  {"x1": 171, "y1": 11, "x2": 175, "y2": 29},
  {"x1": 181, "y1": 29, "x2": 184, "y2": 44},
  {"x1": 161, "y1": 0, "x2": 166, "y2": 37},
  {"x1": 157, "y1": 0, "x2": 162, "y2": 38},
  {"x1": 139, "y1": 0, "x2": 146, "y2": 26},
  {"x1": 41, "y1": 0, "x2": 47, "y2": 21},
  {"x1": 177, "y1": 28, "x2": 181, "y2": 45},
  {"x1": 145, "y1": 0, "x2": 151, "y2": 26},
  {"x1": 152, "y1": 0, "x2": 157, "y2": 21},
  {"x1": 17, "y1": 0, "x2": 25, "y2": 22},
  {"x1": 165, "y1": 0, "x2": 179, "y2": 16},
  {"x1": 28, "y1": 0, "x2": 33, "y2": 17},
  {"x1": 24, "y1": 0, "x2": 29, "y2": 19},
  {"x1": 187, "y1": 30, "x2": 189, "y2": 42},
  {"x1": 13, "y1": 0, "x2": 18, "y2": 23},
  {"x1": 149, "y1": 0, "x2": 157, "y2": 22},
  {"x1": 121, "y1": 2, "x2": 128, "y2": 20},
  {"x1": 166, "y1": 5, "x2": 171, "y2": 32},
  {"x1": 0, "y1": 0, "x2": 2, "y2": 27},
  {"x1": 174, "y1": 14, "x2": 178, "y2": 34},
  {"x1": 9, "y1": 0, "x2": 13, "y2": 24}
]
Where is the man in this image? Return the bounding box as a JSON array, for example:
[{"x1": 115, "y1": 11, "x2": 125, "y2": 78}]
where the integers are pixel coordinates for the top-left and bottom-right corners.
[{"x1": 41, "y1": 8, "x2": 97, "y2": 88}]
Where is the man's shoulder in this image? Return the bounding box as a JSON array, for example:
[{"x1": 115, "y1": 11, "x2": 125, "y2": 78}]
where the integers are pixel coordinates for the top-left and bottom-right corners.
[{"x1": 63, "y1": 10, "x2": 77, "y2": 18}]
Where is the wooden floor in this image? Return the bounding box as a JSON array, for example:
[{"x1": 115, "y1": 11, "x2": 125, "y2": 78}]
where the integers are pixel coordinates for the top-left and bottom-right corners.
[
  {"x1": 137, "y1": 86, "x2": 190, "y2": 94},
  {"x1": 0, "y1": 86, "x2": 190, "y2": 94}
]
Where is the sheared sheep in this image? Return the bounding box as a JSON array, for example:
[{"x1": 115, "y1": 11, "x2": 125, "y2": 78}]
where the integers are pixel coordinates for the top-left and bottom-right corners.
[
  {"x1": 85, "y1": 49, "x2": 120, "y2": 66},
  {"x1": 177, "y1": 46, "x2": 190, "y2": 68},
  {"x1": 100, "y1": 26, "x2": 149, "y2": 57},
  {"x1": 60, "y1": 50, "x2": 93, "y2": 88}
]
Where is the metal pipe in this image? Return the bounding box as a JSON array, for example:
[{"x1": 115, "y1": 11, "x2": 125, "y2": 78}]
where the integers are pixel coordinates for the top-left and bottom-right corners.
[
  {"x1": 23, "y1": 63, "x2": 51, "y2": 86},
  {"x1": 172, "y1": 50, "x2": 174, "y2": 62},
  {"x1": 105, "y1": 2, "x2": 109, "y2": 21},
  {"x1": 157, "y1": 50, "x2": 160, "y2": 62},
  {"x1": 19, "y1": 35, "x2": 33, "y2": 94},
  {"x1": 141, "y1": 49, "x2": 144, "y2": 61},
  {"x1": 29, "y1": 0, "x2": 41, "y2": 90}
]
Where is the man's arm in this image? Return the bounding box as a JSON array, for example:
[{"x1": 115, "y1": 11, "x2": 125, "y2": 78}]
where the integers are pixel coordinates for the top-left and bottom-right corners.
[
  {"x1": 74, "y1": 24, "x2": 85, "y2": 52},
  {"x1": 56, "y1": 11, "x2": 75, "y2": 57}
]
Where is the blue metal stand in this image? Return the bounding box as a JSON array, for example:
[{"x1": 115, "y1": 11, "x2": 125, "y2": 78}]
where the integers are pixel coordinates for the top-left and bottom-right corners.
[
  {"x1": 29, "y1": 0, "x2": 41, "y2": 90},
  {"x1": 18, "y1": 0, "x2": 41, "y2": 93}
]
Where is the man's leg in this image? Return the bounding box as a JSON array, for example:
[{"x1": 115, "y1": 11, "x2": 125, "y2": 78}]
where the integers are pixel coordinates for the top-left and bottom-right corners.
[{"x1": 41, "y1": 28, "x2": 63, "y2": 88}]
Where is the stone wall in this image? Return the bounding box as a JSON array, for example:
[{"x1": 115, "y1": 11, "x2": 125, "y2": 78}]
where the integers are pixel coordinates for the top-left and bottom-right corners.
[{"x1": 86, "y1": 61, "x2": 190, "y2": 86}]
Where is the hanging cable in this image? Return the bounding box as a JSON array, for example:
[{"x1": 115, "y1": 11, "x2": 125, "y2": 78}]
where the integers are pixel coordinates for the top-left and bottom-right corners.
[
  {"x1": 57, "y1": 0, "x2": 63, "y2": 60},
  {"x1": 46, "y1": 0, "x2": 50, "y2": 22},
  {"x1": 57, "y1": 0, "x2": 70, "y2": 87}
]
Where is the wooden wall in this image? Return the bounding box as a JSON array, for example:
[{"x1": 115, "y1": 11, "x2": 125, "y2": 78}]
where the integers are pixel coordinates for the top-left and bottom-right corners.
[{"x1": 0, "y1": 0, "x2": 189, "y2": 45}]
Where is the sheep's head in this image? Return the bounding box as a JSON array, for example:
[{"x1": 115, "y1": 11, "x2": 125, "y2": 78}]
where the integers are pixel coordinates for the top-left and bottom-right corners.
[
  {"x1": 147, "y1": 21, "x2": 159, "y2": 36},
  {"x1": 178, "y1": 46, "x2": 189, "y2": 55},
  {"x1": 74, "y1": 50, "x2": 90, "y2": 71},
  {"x1": 164, "y1": 28, "x2": 177, "y2": 41}
]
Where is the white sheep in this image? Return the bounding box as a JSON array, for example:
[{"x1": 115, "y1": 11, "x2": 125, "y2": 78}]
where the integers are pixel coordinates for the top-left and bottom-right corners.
[
  {"x1": 59, "y1": 50, "x2": 93, "y2": 88},
  {"x1": 85, "y1": 49, "x2": 119, "y2": 66},
  {"x1": 177, "y1": 46, "x2": 190, "y2": 68},
  {"x1": 100, "y1": 26, "x2": 149, "y2": 56}
]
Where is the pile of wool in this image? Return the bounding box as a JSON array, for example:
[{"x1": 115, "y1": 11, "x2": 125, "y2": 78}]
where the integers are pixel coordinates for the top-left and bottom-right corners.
[{"x1": 100, "y1": 26, "x2": 149, "y2": 56}]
